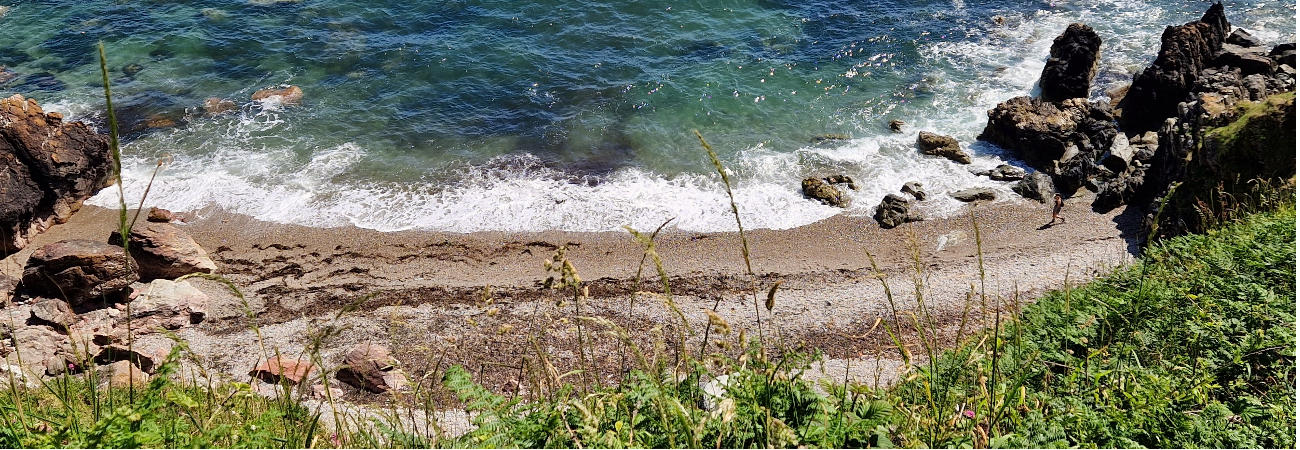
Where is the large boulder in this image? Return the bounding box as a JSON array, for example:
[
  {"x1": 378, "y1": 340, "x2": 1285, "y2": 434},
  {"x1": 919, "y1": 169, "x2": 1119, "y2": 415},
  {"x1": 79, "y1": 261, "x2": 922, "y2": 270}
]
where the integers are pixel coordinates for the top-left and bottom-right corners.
[
  {"x1": 1225, "y1": 28, "x2": 1264, "y2": 48},
  {"x1": 27, "y1": 298, "x2": 76, "y2": 332},
  {"x1": 336, "y1": 342, "x2": 407, "y2": 393},
  {"x1": 108, "y1": 222, "x2": 217, "y2": 280},
  {"x1": 0, "y1": 95, "x2": 114, "y2": 256},
  {"x1": 1040, "y1": 23, "x2": 1102, "y2": 102},
  {"x1": 872, "y1": 194, "x2": 921, "y2": 229},
  {"x1": 916, "y1": 131, "x2": 972, "y2": 164},
  {"x1": 3, "y1": 325, "x2": 74, "y2": 377},
  {"x1": 1213, "y1": 43, "x2": 1276, "y2": 75},
  {"x1": 123, "y1": 279, "x2": 208, "y2": 331},
  {"x1": 1117, "y1": 3, "x2": 1230, "y2": 131},
  {"x1": 1012, "y1": 172, "x2": 1056, "y2": 202},
  {"x1": 21, "y1": 240, "x2": 139, "y2": 306},
  {"x1": 987, "y1": 164, "x2": 1027, "y2": 181},
  {"x1": 979, "y1": 97, "x2": 1118, "y2": 194}
]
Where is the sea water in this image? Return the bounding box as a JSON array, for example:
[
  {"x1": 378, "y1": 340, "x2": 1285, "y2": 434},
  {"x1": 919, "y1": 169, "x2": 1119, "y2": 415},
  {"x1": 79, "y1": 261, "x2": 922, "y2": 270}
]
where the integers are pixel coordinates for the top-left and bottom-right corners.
[{"x1": 0, "y1": 0, "x2": 1293, "y2": 232}]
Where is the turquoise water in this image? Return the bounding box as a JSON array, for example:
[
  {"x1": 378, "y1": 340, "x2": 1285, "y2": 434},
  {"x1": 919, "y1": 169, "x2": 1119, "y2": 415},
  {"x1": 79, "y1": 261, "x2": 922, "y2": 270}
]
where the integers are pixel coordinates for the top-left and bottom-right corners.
[{"x1": 0, "y1": 0, "x2": 1293, "y2": 231}]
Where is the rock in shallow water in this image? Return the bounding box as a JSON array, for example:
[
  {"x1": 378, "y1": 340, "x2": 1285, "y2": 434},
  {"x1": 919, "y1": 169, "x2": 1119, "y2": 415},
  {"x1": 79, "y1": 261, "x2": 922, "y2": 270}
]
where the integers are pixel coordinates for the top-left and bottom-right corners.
[
  {"x1": 801, "y1": 176, "x2": 852, "y2": 208},
  {"x1": 873, "y1": 194, "x2": 922, "y2": 229},
  {"x1": 916, "y1": 131, "x2": 972, "y2": 164}
]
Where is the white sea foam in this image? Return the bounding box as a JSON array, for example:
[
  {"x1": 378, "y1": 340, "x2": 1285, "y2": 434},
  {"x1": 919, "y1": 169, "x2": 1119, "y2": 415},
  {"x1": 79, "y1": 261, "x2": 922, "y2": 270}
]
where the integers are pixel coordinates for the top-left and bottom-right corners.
[{"x1": 88, "y1": 0, "x2": 1295, "y2": 233}]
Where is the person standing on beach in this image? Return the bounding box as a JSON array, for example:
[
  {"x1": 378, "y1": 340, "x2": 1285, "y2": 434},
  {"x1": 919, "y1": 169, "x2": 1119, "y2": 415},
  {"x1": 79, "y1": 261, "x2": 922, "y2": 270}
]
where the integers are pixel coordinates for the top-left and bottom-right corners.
[{"x1": 1051, "y1": 194, "x2": 1065, "y2": 225}]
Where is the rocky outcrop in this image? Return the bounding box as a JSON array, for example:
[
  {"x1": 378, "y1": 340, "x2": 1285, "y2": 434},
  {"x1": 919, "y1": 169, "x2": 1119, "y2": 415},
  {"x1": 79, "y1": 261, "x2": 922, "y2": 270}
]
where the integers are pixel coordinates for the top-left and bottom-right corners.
[
  {"x1": 20, "y1": 240, "x2": 139, "y2": 306},
  {"x1": 801, "y1": 175, "x2": 856, "y2": 208},
  {"x1": 949, "y1": 188, "x2": 997, "y2": 203},
  {"x1": 978, "y1": 96, "x2": 1118, "y2": 194},
  {"x1": 1040, "y1": 23, "x2": 1102, "y2": 102},
  {"x1": 108, "y1": 222, "x2": 217, "y2": 280},
  {"x1": 1012, "y1": 172, "x2": 1055, "y2": 202},
  {"x1": 872, "y1": 194, "x2": 921, "y2": 229},
  {"x1": 1, "y1": 95, "x2": 114, "y2": 256},
  {"x1": 1117, "y1": 3, "x2": 1230, "y2": 131},
  {"x1": 336, "y1": 342, "x2": 407, "y2": 393},
  {"x1": 917, "y1": 131, "x2": 972, "y2": 164}
]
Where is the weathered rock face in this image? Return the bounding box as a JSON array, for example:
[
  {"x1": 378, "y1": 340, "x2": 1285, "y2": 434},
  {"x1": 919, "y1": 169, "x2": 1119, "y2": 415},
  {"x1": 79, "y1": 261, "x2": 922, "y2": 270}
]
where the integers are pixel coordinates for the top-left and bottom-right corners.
[
  {"x1": 27, "y1": 298, "x2": 76, "y2": 332},
  {"x1": 949, "y1": 188, "x2": 997, "y2": 203},
  {"x1": 1040, "y1": 23, "x2": 1102, "y2": 102},
  {"x1": 108, "y1": 222, "x2": 217, "y2": 280},
  {"x1": 21, "y1": 240, "x2": 139, "y2": 306},
  {"x1": 3, "y1": 325, "x2": 74, "y2": 377},
  {"x1": 1012, "y1": 172, "x2": 1056, "y2": 202},
  {"x1": 1, "y1": 95, "x2": 113, "y2": 256},
  {"x1": 872, "y1": 194, "x2": 921, "y2": 229},
  {"x1": 801, "y1": 176, "x2": 854, "y2": 208},
  {"x1": 916, "y1": 131, "x2": 972, "y2": 164},
  {"x1": 1214, "y1": 43, "x2": 1276, "y2": 75},
  {"x1": 1117, "y1": 3, "x2": 1230, "y2": 131},
  {"x1": 337, "y1": 342, "x2": 407, "y2": 393},
  {"x1": 978, "y1": 96, "x2": 1118, "y2": 194},
  {"x1": 96, "y1": 334, "x2": 175, "y2": 374}
]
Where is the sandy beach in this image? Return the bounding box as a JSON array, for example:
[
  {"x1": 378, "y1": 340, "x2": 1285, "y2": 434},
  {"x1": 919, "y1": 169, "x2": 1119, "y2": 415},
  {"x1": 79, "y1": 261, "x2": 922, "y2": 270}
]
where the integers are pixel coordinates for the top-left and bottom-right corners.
[{"x1": 2, "y1": 193, "x2": 1141, "y2": 400}]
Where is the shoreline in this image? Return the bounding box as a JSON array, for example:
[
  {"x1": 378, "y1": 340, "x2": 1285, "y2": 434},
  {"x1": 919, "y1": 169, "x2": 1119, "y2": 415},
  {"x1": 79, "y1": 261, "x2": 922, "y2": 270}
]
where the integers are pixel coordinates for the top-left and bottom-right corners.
[{"x1": 2, "y1": 195, "x2": 1142, "y2": 392}]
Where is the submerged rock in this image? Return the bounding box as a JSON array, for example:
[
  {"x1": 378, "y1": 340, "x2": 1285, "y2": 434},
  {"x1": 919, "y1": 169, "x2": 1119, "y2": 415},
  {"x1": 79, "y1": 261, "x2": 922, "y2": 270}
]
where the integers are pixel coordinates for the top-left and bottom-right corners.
[
  {"x1": 203, "y1": 97, "x2": 238, "y2": 115},
  {"x1": 252, "y1": 85, "x2": 303, "y2": 105},
  {"x1": 810, "y1": 133, "x2": 850, "y2": 145},
  {"x1": 1, "y1": 95, "x2": 114, "y2": 256},
  {"x1": 888, "y1": 119, "x2": 905, "y2": 132},
  {"x1": 1039, "y1": 23, "x2": 1102, "y2": 102},
  {"x1": 916, "y1": 131, "x2": 972, "y2": 164}
]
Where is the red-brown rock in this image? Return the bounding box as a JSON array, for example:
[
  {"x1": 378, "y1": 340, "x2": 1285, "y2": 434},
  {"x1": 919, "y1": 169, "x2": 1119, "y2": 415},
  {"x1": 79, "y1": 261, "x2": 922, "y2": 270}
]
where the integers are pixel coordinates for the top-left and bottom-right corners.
[
  {"x1": 251, "y1": 356, "x2": 315, "y2": 385},
  {"x1": 21, "y1": 239, "x2": 139, "y2": 305},
  {"x1": 1, "y1": 95, "x2": 114, "y2": 256},
  {"x1": 109, "y1": 222, "x2": 216, "y2": 280}
]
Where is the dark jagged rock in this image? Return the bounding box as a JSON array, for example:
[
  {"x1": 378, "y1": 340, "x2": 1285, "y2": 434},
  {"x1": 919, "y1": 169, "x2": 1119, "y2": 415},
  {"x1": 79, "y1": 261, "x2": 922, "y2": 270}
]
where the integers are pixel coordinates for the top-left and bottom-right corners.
[
  {"x1": 810, "y1": 134, "x2": 850, "y2": 145},
  {"x1": 1225, "y1": 28, "x2": 1264, "y2": 48},
  {"x1": 978, "y1": 96, "x2": 1118, "y2": 194},
  {"x1": 949, "y1": 188, "x2": 996, "y2": 203},
  {"x1": 901, "y1": 181, "x2": 926, "y2": 200},
  {"x1": 1117, "y1": 3, "x2": 1230, "y2": 131},
  {"x1": 1012, "y1": 172, "x2": 1056, "y2": 202},
  {"x1": 873, "y1": 194, "x2": 921, "y2": 229},
  {"x1": 1, "y1": 95, "x2": 114, "y2": 256},
  {"x1": 888, "y1": 119, "x2": 905, "y2": 132},
  {"x1": 1270, "y1": 43, "x2": 1296, "y2": 67},
  {"x1": 916, "y1": 131, "x2": 972, "y2": 164},
  {"x1": 823, "y1": 174, "x2": 858, "y2": 191},
  {"x1": 20, "y1": 240, "x2": 139, "y2": 306},
  {"x1": 1040, "y1": 23, "x2": 1102, "y2": 102},
  {"x1": 1214, "y1": 43, "x2": 1276, "y2": 75}
]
